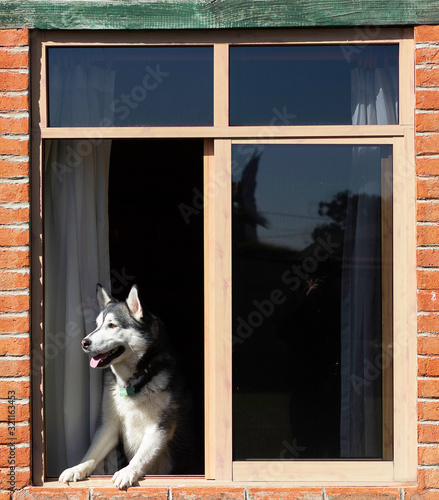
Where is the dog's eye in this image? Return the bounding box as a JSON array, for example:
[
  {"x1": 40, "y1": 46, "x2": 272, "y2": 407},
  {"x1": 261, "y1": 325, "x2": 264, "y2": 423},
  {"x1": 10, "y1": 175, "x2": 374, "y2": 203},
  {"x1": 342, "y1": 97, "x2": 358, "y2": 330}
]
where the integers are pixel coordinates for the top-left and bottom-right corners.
[{"x1": 107, "y1": 323, "x2": 117, "y2": 329}]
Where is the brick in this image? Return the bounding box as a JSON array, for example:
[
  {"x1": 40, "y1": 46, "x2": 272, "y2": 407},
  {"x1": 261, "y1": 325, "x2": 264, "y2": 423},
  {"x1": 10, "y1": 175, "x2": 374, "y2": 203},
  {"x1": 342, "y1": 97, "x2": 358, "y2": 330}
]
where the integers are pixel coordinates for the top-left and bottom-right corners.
[
  {"x1": 0, "y1": 118, "x2": 28, "y2": 135},
  {"x1": 0, "y1": 94, "x2": 28, "y2": 113},
  {"x1": 0, "y1": 316, "x2": 28, "y2": 334},
  {"x1": 419, "y1": 334, "x2": 439, "y2": 354},
  {"x1": 0, "y1": 359, "x2": 29, "y2": 377},
  {"x1": 0, "y1": 380, "x2": 29, "y2": 400},
  {"x1": 405, "y1": 489, "x2": 439, "y2": 500},
  {"x1": 0, "y1": 161, "x2": 28, "y2": 178},
  {"x1": 417, "y1": 134, "x2": 439, "y2": 155},
  {"x1": 0, "y1": 184, "x2": 28, "y2": 204},
  {"x1": 0, "y1": 402, "x2": 29, "y2": 423},
  {"x1": 14, "y1": 488, "x2": 90, "y2": 500},
  {"x1": 418, "y1": 422, "x2": 439, "y2": 442},
  {"x1": 93, "y1": 487, "x2": 168, "y2": 500},
  {"x1": 0, "y1": 209, "x2": 29, "y2": 225},
  {"x1": 419, "y1": 378, "x2": 439, "y2": 398},
  {"x1": 0, "y1": 73, "x2": 28, "y2": 92},
  {"x1": 0, "y1": 424, "x2": 30, "y2": 445},
  {"x1": 0, "y1": 138, "x2": 28, "y2": 157},
  {"x1": 0, "y1": 491, "x2": 10, "y2": 500},
  {"x1": 419, "y1": 314, "x2": 439, "y2": 332},
  {"x1": 0, "y1": 468, "x2": 30, "y2": 490},
  {"x1": 0, "y1": 30, "x2": 28, "y2": 47},
  {"x1": 418, "y1": 270, "x2": 439, "y2": 289},
  {"x1": 0, "y1": 250, "x2": 29, "y2": 270},
  {"x1": 0, "y1": 227, "x2": 30, "y2": 247},
  {"x1": 0, "y1": 272, "x2": 29, "y2": 290},
  {"x1": 417, "y1": 202, "x2": 439, "y2": 222},
  {"x1": 417, "y1": 67, "x2": 439, "y2": 88},
  {"x1": 0, "y1": 50, "x2": 28, "y2": 70},
  {"x1": 417, "y1": 90, "x2": 439, "y2": 110},
  {"x1": 0, "y1": 297, "x2": 29, "y2": 314},
  {"x1": 417, "y1": 157, "x2": 439, "y2": 176},
  {"x1": 0, "y1": 446, "x2": 29, "y2": 468},
  {"x1": 416, "y1": 112, "x2": 439, "y2": 132},
  {"x1": 416, "y1": 26, "x2": 439, "y2": 42},
  {"x1": 418, "y1": 291, "x2": 439, "y2": 311},
  {"x1": 419, "y1": 400, "x2": 439, "y2": 420},
  {"x1": 419, "y1": 444, "x2": 439, "y2": 465},
  {"x1": 325, "y1": 488, "x2": 399, "y2": 499},
  {"x1": 423, "y1": 467, "x2": 439, "y2": 488},
  {"x1": 247, "y1": 487, "x2": 322, "y2": 499},
  {"x1": 0, "y1": 338, "x2": 29, "y2": 357},
  {"x1": 418, "y1": 248, "x2": 439, "y2": 266},
  {"x1": 416, "y1": 47, "x2": 439, "y2": 65},
  {"x1": 417, "y1": 225, "x2": 439, "y2": 245},
  {"x1": 418, "y1": 177, "x2": 439, "y2": 199},
  {"x1": 419, "y1": 355, "x2": 439, "y2": 375}
]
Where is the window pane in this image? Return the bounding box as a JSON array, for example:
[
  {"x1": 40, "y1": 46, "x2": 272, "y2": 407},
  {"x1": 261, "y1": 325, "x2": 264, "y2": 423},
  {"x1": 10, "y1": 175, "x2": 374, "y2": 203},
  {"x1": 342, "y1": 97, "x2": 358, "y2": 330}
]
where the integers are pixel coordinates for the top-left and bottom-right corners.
[
  {"x1": 232, "y1": 144, "x2": 393, "y2": 460},
  {"x1": 44, "y1": 138, "x2": 205, "y2": 475},
  {"x1": 47, "y1": 47, "x2": 213, "y2": 127},
  {"x1": 230, "y1": 45, "x2": 399, "y2": 126}
]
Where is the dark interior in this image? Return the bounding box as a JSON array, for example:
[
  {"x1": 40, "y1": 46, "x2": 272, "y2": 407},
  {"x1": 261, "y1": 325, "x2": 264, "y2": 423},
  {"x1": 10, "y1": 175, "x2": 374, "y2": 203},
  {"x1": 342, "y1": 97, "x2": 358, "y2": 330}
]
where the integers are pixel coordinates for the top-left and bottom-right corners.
[{"x1": 108, "y1": 139, "x2": 205, "y2": 473}]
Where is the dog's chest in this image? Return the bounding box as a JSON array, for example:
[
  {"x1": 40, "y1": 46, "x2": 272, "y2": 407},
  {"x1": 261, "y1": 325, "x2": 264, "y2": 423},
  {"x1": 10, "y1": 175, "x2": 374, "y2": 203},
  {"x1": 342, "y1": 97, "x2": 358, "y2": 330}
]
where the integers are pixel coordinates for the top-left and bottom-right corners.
[{"x1": 109, "y1": 387, "x2": 170, "y2": 458}]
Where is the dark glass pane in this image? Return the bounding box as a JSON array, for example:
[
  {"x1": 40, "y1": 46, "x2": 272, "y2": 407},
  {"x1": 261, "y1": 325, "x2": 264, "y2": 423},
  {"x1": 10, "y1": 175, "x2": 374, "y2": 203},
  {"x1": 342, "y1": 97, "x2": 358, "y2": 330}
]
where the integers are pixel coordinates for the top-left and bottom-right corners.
[
  {"x1": 48, "y1": 47, "x2": 213, "y2": 127},
  {"x1": 232, "y1": 144, "x2": 393, "y2": 460},
  {"x1": 230, "y1": 45, "x2": 399, "y2": 126}
]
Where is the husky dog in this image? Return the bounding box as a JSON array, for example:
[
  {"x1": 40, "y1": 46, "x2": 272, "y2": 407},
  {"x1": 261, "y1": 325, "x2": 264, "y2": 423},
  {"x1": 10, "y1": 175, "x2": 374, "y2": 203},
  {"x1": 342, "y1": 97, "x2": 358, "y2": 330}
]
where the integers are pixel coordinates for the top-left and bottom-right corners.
[{"x1": 59, "y1": 284, "x2": 190, "y2": 489}]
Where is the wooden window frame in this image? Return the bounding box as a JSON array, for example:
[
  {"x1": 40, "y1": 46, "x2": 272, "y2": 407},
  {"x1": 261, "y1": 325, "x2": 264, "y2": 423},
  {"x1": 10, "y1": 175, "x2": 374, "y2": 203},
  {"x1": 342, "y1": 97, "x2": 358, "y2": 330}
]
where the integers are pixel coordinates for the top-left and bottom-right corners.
[{"x1": 31, "y1": 28, "x2": 416, "y2": 487}]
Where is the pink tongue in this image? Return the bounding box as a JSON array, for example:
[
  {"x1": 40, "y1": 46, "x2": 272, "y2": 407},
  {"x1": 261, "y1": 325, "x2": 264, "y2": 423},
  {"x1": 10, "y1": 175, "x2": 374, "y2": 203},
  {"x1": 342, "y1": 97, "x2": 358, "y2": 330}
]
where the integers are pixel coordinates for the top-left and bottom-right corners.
[{"x1": 90, "y1": 352, "x2": 108, "y2": 368}]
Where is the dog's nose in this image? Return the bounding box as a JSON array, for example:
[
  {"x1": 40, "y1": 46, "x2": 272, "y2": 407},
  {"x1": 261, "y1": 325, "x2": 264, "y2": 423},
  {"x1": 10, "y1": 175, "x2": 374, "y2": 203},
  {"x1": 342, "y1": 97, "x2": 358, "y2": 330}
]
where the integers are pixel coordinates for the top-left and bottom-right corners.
[{"x1": 81, "y1": 338, "x2": 91, "y2": 349}]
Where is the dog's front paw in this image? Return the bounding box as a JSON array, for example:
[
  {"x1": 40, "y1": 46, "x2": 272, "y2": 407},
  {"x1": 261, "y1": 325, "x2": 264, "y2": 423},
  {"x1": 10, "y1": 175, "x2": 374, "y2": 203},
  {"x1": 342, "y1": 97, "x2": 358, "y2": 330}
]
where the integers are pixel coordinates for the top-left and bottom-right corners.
[
  {"x1": 59, "y1": 462, "x2": 92, "y2": 484},
  {"x1": 112, "y1": 466, "x2": 139, "y2": 490}
]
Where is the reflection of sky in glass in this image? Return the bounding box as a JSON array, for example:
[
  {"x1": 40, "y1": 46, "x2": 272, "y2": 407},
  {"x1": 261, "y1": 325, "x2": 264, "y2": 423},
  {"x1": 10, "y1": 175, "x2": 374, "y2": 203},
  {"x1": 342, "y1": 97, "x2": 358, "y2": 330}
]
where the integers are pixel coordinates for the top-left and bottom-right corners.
[
  {"x1": 233, "y1": 144, "x2": 387, "y2": 250},
  {"x1": 230, "y1": 45, "x2": 399, "y2": 125},
  {"x1": 48, "y1": 46, "x2": 213, "y2": 127}
]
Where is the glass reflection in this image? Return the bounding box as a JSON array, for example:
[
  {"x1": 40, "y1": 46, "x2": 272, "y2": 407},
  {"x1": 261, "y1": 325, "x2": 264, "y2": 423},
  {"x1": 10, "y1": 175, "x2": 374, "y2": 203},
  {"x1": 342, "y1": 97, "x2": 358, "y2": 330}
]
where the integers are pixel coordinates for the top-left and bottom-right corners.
[
  {"x1": 48, "y1": 47, "x2": 213, "y2": 127},
  {"x1": 232, "y1": 144, "x2": 393, "y2": 460},
  {"x1": 230, "y1": 45, "x2": 399, "y2": 126}
]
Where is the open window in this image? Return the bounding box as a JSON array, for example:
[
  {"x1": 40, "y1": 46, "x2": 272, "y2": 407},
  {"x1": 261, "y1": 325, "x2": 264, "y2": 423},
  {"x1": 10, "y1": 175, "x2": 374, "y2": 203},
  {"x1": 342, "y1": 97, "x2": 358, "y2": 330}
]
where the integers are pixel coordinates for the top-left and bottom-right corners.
[{"x1": 31, "y1": 29, "x2": 416, "y2": 485}]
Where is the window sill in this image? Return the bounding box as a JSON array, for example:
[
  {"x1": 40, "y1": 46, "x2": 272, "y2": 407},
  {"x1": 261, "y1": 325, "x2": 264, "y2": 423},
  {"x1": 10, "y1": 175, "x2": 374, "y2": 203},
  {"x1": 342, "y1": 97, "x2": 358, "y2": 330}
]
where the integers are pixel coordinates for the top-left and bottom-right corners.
[
  {"x1": 38, "y1": 476, "x2": 417, "y2": 488},
  {"x1": 16, "y1": 483, "x2": 418, "y2": 500}
]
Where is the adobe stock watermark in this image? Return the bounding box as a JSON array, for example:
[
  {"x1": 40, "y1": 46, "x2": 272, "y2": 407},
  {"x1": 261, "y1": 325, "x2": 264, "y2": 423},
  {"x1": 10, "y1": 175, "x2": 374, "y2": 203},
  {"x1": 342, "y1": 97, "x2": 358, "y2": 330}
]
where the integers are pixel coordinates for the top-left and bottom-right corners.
[
  {"x1": 178, "y1": 105, "x2": 297, "y2": 225},
  {"x1": 279, "y1": 437, "x2": 306, "y2": 459},
  {"x1": 33, "y1": 267, "x2": 136, "y2": 372},
  {"x1": 233, "y1": 234, "x2": 340, "y2": 348},
  {"x1": 108, "y1": 64, "x2": 170, "y2": 123},
  {"x1": 7, "y1": 391, "x2": 17, "y2": 492},
  {"x1": 349, "y1": 340, "x2": 393, "y2": 395},
  {"x1": 341, "y1": 26, "x2": 384, "y2": 63},
  {"x1": 49, "y1": 64, "x2": 170, "y2": 182}
]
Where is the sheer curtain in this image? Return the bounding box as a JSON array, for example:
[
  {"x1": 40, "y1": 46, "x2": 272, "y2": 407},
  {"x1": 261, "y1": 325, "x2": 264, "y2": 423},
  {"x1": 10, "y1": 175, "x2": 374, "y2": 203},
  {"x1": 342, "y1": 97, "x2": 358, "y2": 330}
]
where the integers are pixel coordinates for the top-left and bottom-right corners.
[
  {"x1": 45, "y1": 62, "x2": 115, "y2": 475},
  {"x1": 340, "y1": 56, "x2": 397, "y2": 457}
]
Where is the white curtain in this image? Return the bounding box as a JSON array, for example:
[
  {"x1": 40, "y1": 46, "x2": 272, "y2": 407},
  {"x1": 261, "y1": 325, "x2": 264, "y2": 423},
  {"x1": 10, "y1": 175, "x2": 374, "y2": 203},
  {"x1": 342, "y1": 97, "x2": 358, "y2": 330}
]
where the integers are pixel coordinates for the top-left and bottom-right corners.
[
  {"x1": 340, "y1": 58, "x2": 397, "y2": 457},
  {"x1": 350, "y1": 58, "x2": 398, "y2": 126},
  {"x1": 45, "y1": 62, "x2": 115, "y2": 475}
]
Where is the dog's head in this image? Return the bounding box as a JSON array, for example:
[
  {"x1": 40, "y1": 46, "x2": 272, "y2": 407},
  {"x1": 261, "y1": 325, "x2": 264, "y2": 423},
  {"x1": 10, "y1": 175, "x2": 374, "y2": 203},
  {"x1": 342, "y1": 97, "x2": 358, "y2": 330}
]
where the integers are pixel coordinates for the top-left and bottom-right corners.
[{"x1": 81, "y1": 284, "x2": 153, "y2": 369}]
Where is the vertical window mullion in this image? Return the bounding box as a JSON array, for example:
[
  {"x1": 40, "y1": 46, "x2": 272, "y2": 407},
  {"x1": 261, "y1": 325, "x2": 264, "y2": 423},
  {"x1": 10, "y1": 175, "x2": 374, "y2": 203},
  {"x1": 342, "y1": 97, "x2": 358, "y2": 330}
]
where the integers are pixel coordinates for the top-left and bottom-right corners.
[
  {"x1": 392, "y1": 133, "x2": 417, "y2": 482},
  {"x1": 204, "y1": 139, "x2": 233, "y2": 480},
  {"x1": 214, "y1": 43, "x2": 229, "y2": 127}
]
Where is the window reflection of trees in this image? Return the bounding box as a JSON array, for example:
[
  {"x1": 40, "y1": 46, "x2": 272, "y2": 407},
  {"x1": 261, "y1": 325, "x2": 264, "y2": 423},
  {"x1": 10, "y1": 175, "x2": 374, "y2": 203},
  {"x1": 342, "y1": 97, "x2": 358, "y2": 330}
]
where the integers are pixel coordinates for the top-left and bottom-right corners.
[{"x1": 233, "y1": 150, "x2": 383, "y2": 459}]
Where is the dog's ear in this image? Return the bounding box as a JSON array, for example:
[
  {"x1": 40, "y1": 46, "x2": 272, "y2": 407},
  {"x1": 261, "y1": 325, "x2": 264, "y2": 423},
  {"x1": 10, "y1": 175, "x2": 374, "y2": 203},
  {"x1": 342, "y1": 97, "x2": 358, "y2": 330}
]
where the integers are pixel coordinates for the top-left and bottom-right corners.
[
  {"x1": 126, "y1": 285, "x2": 143, "y2": 321},
  {"x1": 96, "y1": 283, "x2": 113, "y2": 311}
]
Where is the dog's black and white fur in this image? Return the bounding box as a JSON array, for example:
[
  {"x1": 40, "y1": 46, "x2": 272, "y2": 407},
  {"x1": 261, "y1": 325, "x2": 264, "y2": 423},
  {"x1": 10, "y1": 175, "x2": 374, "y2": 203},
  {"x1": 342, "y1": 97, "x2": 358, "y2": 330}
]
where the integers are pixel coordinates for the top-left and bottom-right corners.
[{"x1": 59, "y1": 284, "x2": 190, "y2": 489}]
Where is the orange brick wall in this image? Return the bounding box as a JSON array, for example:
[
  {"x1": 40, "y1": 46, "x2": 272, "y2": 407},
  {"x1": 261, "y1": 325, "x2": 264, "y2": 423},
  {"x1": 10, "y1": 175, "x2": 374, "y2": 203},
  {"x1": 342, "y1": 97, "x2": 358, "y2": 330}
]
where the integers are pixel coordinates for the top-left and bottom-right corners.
[
  {"x1": 0, "y1": 25, "x2": 437, "y2": 500},
  {"x1": 0, "y1": 28, "x2": 31, "y2": 500},
  {"x1": 415, "y1": 25, "x2": 439, "y2": 499}
]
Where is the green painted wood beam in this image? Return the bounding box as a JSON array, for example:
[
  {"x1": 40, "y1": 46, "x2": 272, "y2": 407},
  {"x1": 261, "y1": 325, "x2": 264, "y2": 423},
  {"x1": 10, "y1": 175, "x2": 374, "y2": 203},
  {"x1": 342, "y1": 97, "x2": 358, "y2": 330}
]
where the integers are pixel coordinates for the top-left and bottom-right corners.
[{"x1": 0, "y1": 0, "x2": 438, "y2": 30}]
